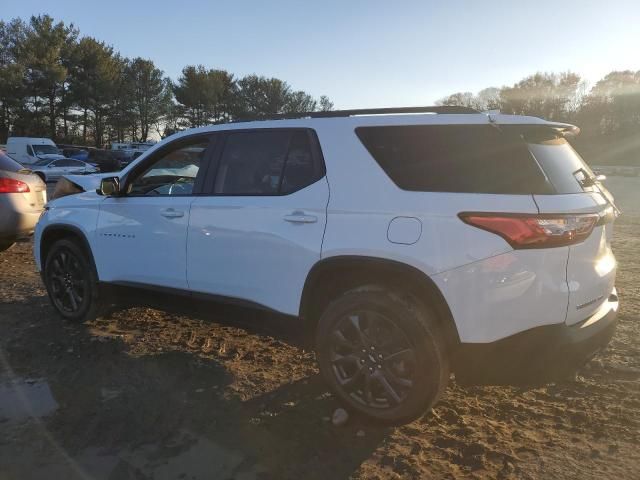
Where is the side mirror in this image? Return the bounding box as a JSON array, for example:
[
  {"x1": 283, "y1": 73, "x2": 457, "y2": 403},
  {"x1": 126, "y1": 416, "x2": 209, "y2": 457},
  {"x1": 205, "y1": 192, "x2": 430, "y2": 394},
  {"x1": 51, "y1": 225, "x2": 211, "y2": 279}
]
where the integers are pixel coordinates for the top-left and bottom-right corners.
[
  {"x1": 98, "y1": 177, "x2": 120, "y2": 196},
  {"x1": 47, "y1": 164, "x2": 54, "y2": 168}
]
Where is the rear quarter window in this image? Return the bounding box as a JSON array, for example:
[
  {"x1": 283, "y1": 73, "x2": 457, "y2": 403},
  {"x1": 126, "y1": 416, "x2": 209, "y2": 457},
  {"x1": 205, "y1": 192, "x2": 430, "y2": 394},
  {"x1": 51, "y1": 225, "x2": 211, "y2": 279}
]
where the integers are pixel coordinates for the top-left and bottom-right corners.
[{"x1": 356, "y1": 125, "x2": 550, "y2": 194}]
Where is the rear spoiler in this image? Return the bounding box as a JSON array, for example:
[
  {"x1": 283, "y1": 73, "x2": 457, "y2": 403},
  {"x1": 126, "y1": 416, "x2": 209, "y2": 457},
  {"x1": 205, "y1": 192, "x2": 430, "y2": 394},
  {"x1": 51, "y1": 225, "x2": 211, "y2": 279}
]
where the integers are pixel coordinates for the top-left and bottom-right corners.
[
  {"x1": 488, "y1": 113, "x2": 580, "y2": 138},
  {"x1": 542, "y1": 122, "x2": 580, "y2": 137}
]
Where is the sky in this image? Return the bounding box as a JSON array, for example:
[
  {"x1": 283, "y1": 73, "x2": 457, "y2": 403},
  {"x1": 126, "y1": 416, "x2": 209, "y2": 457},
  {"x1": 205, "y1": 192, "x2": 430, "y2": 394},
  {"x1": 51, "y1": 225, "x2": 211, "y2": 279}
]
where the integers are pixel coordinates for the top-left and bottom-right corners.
[{"x1": 3, "y1": 0, "x2": 640, "y2": 108}]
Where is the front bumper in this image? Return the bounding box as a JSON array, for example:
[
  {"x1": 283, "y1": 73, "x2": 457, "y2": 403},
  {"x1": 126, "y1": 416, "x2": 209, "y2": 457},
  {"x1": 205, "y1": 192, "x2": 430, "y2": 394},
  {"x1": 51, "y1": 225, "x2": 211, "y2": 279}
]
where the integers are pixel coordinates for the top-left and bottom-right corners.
[{"x1": 453, "y1": 290, "x2": 619, "y2": 386}]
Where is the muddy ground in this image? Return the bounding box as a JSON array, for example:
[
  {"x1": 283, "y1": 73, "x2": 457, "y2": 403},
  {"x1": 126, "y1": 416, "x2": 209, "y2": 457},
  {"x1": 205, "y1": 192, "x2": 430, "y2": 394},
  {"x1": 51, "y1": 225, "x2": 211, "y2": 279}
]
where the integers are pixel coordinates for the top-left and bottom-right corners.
[{"x1": 1, "y1": 177, "x2": 639, "y2": 479}]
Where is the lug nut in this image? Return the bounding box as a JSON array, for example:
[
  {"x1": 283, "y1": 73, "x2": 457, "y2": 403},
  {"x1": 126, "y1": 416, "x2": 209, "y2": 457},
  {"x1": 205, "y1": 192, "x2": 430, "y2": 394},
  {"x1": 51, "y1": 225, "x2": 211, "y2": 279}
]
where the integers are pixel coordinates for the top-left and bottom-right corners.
[
  {"x1": 370, "y1": 346, "x2": 375, "y2": 350},
  {"x1": 360, "y1": 359, "x2": 365, "y2": 364},
  {"x1": 378, "y1": 354, "x2": 383, "y2": 359}
]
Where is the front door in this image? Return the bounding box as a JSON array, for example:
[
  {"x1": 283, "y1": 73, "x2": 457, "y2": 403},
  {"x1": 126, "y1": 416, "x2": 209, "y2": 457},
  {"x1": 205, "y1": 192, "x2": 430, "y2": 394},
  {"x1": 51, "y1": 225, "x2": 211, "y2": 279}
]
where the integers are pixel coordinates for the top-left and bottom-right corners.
[{"x1": 94, "y1": 135, "x2": 215, "y2": 290}]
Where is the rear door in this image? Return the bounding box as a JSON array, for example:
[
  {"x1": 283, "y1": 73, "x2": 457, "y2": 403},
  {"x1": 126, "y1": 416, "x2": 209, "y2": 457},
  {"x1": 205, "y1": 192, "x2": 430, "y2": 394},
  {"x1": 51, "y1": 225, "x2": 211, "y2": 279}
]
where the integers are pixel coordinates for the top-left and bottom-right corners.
[
  {"x1": 187, "y1": 128, "x2": 329, "y2": 315},
  {"x1": 528, "y1": 134, "x2": 617, "y2": 325}
]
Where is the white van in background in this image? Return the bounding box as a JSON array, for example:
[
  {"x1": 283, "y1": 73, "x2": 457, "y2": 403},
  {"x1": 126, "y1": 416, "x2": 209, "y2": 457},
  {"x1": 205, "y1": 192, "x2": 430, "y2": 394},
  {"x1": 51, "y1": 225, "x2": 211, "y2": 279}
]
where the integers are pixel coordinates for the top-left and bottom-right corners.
[{"x1": 6, "y1": 137, "x2": 66, "y2": 165}]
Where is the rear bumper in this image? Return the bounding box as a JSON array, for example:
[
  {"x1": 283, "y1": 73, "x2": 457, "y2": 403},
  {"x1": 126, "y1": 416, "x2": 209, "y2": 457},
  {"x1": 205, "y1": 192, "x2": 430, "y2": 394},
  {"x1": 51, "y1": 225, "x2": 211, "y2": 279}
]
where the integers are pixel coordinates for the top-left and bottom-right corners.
[
  {"x1": 453, "y1": 290, "x2": 619, "y2": 385},
  {"x1": 0, "y1": 208, "x2": 41, "y2": 241}
]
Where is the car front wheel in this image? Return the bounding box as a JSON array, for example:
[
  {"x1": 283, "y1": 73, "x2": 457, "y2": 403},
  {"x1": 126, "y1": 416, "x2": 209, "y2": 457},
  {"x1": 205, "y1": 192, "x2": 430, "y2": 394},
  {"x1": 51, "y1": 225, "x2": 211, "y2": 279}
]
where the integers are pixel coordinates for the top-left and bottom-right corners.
[
  {"x1": 43, "y1": 238, "x2": 101, "y2": 322},
  {"x1": 316, "y1": 290, "x2": 449, "y2": 424}
]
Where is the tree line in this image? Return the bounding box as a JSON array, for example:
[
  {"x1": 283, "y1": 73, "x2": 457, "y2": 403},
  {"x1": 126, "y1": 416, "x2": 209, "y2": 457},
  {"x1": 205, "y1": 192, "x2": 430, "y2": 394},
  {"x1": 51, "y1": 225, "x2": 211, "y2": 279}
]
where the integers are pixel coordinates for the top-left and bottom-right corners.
[
  {"x1": 436, "y1": 71, "x2": 640, "y2": 165},
  {"x1": 0, "y1": 15, "x2": 333, "y2": 146}
]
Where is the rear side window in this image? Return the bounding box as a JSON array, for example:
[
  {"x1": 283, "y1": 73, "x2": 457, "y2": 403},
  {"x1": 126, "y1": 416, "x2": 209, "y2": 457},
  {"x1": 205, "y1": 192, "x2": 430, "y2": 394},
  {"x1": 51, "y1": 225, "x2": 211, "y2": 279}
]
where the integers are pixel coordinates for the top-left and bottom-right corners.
[
  {"x1": 356, "y1": 125, "x2": 549, "y2": 194},
  {"x1": 213, "y1": 129, "x2": 323, "y2": 195},
  {"x1": 52, "y1": 160, "x2": 74, "y2": 167},
  {"x1": 0, "y1": 152, "x2": 23, "y2": 172}
]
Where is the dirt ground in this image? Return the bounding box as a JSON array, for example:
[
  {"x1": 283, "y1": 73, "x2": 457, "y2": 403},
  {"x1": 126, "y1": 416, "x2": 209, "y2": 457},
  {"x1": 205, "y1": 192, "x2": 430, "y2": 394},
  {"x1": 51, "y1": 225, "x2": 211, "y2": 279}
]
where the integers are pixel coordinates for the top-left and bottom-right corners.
[{"x1": 1, "y1": 178, "x2": 639, "y2": 479}]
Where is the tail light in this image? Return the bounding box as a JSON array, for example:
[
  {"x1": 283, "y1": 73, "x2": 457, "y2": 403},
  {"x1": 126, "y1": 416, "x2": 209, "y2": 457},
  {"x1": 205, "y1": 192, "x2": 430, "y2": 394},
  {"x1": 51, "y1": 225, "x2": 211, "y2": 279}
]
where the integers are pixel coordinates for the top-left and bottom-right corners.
[
  {"x1": 0, "y1": 177, "x2": 30, "y2": 193},
  {"x1": 459, "y1": 212, "x2": 598, "y2": 248}
]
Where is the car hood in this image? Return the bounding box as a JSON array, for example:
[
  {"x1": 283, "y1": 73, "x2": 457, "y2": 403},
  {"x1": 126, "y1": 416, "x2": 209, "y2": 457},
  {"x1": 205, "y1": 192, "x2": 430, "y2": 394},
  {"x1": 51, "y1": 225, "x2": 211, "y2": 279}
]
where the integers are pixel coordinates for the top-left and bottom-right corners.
[
  {"x1": 62, "y1": 173, "x2": 112, "y2": 192},
  {"x1": 49, "y1": 173, "x2": 112, "y2": 200}
]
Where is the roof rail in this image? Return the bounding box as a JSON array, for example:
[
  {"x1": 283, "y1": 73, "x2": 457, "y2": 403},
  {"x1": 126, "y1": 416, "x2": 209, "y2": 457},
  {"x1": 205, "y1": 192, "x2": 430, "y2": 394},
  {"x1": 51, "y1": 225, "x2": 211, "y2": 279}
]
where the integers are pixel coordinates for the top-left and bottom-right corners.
[{"x1": 234, "y1": 105, "x2": 480, "y2": 122}]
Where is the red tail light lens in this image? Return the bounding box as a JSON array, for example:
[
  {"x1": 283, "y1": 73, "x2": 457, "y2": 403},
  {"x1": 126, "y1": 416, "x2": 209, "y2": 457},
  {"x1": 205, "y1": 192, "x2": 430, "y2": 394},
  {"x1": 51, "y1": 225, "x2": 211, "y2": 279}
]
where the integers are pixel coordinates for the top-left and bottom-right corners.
[
  {"x1": 0, "y1": 177, "x2": 30, "y2": 193},
  {"x1": 459, "y1": 213, "x2": 598, "y2": 248}
]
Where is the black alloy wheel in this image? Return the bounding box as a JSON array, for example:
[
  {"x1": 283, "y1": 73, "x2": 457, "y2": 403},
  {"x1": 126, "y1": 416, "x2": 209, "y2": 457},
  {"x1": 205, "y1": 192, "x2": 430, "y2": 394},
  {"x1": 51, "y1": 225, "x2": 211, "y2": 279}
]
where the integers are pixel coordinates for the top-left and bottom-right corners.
[
  {"x1": 330, "y1": 310, "x2": 416, "y2": 409},
  {"x1": 316, "y1": 290, "x2": 449, "y2": 424},
  {"x1": 46, "y1": 246, "x2": 88, "y2": 314},
  {"x1": 44, "y1": 238, "x2": 101, "y2": 322}
]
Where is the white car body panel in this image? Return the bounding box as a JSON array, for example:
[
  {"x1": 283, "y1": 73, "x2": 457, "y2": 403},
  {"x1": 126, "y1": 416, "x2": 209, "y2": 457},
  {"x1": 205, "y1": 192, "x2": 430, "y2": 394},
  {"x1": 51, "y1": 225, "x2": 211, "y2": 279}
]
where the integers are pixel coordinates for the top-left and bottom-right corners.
[
  {"x1": 432, "y1": 247, "x2": 571, "y2": 343},
  {"x1": 187, "y1": 178, "x2": 330, "y2": 314},
  {"x1": 33, "y1": 191, "x2": 102, "y2": 270},
  {"x1": 534, "y1": 192, "x2": 617, "y2": 326},
  {"x1": 93, "y1": 196, "x2": 194, "y2": 289}
]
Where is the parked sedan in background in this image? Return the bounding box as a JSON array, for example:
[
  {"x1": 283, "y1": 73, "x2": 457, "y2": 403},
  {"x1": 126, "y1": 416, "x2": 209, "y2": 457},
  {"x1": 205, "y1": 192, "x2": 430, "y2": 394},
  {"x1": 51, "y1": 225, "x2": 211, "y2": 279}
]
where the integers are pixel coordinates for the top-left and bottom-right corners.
[
  {"x1": 31, "y1": 158, "x2": 98, "y2": 183},
  {"x1": 0, "y1": 152, "x2": 46, "y2": 252}
]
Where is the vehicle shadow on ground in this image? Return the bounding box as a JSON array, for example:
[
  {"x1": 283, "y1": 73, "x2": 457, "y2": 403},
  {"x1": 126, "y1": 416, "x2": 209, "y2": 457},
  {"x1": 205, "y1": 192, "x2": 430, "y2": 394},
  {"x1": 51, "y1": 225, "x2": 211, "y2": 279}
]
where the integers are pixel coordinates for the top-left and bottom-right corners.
[{"x1": 1, "y1": 295, "x2": 391, "y2": 479}]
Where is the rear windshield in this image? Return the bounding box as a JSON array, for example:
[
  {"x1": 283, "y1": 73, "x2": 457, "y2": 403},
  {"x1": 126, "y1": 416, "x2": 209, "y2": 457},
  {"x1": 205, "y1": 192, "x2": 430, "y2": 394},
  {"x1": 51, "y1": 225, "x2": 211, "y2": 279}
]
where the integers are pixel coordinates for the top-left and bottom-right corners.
[
  {"x1": 0, "y1": 152, "x2": 24, "y2": 172},
  {"x1": 356, "y1": 125, "x2": 550, "y2": 194},
  {"x1": 525, "y1": 134, "x2": 595, "y2": 194}
]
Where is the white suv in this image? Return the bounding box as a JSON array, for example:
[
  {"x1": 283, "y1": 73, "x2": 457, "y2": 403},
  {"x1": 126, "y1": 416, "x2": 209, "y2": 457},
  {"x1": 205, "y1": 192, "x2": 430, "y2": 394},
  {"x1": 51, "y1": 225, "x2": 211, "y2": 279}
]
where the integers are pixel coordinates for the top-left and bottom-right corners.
[{"x1": 34, "y1": 107, "x2": 619, "y2": 424}]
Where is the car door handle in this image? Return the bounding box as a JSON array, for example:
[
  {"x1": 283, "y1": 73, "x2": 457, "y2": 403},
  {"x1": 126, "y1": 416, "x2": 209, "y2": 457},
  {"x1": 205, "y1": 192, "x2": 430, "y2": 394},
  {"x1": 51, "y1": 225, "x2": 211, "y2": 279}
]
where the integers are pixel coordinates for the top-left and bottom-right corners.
[
  {"x1": 283, "y1": 211, "x2": 317, "y2": 223},
  {"x1": 160, "y1": 208, "x2": 184, "y2": 218}
]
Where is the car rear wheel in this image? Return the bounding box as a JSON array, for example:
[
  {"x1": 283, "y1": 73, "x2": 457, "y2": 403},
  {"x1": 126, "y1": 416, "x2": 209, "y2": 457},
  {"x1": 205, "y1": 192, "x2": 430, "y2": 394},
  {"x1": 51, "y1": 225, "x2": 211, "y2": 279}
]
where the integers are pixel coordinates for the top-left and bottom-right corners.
[
  {"x1": 316, "y1": 290, "x2": 449, "y2": 424},
  {"x1": 43, "y1": 238, "x2": 101, "y2": 322}
]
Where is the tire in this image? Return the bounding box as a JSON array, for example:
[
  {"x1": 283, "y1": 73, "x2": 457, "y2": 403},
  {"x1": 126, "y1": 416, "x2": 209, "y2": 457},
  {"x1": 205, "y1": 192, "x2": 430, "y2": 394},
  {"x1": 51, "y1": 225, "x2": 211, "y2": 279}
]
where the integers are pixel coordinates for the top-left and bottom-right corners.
[
  {"x1": 43, "y1": 238, "x2": 101, "y2": 322},
  {"x1": 316, "y1": 290, "x2": 449, "y2": 424}
]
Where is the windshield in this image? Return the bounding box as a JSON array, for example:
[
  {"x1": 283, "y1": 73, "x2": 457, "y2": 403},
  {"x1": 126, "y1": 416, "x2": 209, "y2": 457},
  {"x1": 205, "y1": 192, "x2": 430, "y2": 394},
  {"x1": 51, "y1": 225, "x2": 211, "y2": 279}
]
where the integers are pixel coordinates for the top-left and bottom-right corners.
[{"x1": 32, "y1": 144, "x2": 60, "y2": 155}]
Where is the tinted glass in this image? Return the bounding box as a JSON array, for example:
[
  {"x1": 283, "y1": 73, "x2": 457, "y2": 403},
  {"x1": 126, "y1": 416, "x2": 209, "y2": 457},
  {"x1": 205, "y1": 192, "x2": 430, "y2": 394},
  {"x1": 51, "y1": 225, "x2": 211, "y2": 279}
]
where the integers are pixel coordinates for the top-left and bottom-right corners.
[
  {"x1": 356, "y1": 125, "x2": 549, "y2": 194},
  {"x1": 526, "y1": 136, "x2": 594, "y2": 194},
  {"x1": 128, "y1": 139, "x2": 209, "y2": 196},
  {"x1": 0, "y1": 152, "x2": 24, "y2": 172},
  {"x1": 281, "y1": 131, "x2": 322, "y2": 194},
  {"x1": 214, "y1": 131, "x2": 290, "y2": 195},
  {"x1": 53, "y1": 159, "x2": 76, "y2": 167},
  {"x1": 214, "y1": 130, "x2": 321, "y2": 195}
]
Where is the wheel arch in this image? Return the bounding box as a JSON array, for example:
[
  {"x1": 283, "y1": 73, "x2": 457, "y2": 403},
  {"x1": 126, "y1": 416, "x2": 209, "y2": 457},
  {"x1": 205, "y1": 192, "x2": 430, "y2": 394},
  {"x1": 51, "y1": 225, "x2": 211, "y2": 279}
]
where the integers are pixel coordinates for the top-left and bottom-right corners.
[
  {"x1": 40, "y1": 224, "x2": 97, "y2": 277},
  {"x1": 300, "y1": 255, "x2": 461, "y2": 351}
]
